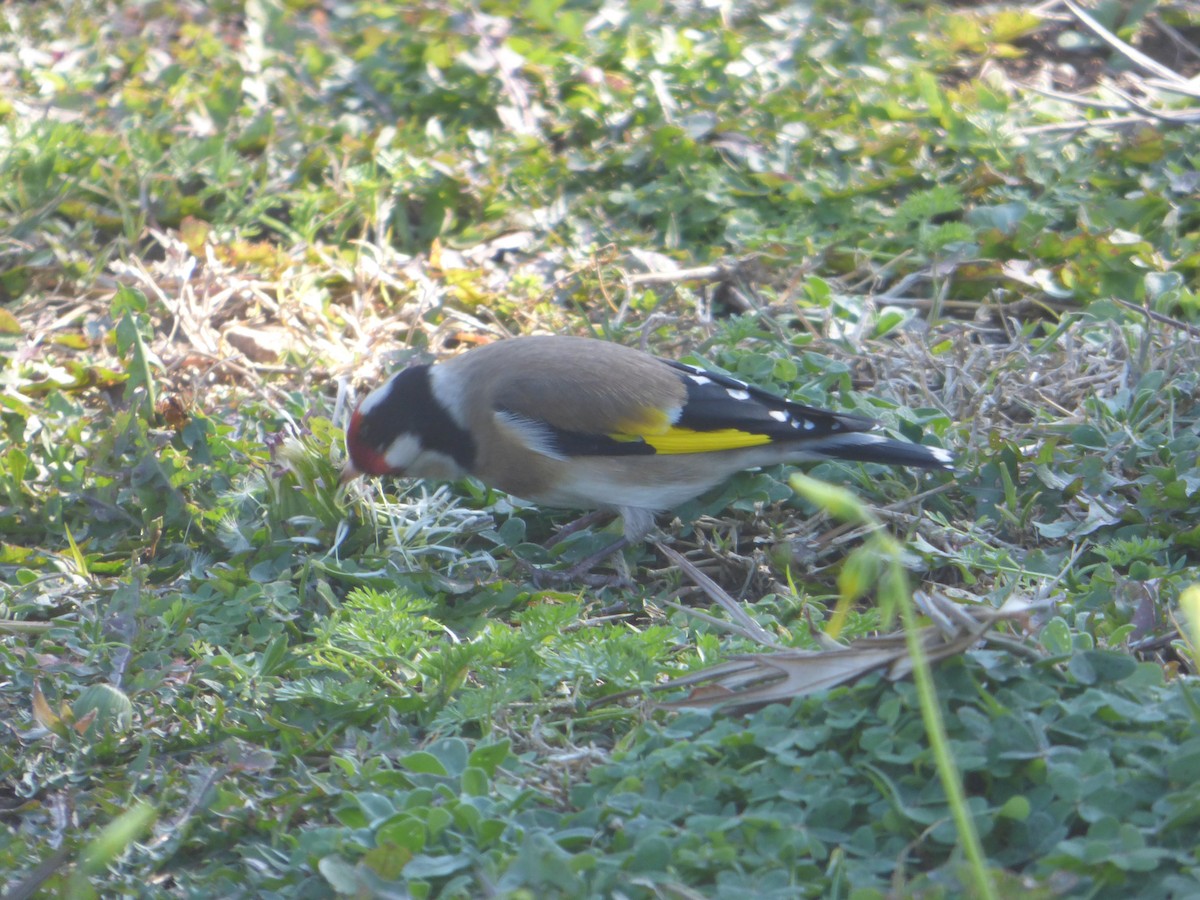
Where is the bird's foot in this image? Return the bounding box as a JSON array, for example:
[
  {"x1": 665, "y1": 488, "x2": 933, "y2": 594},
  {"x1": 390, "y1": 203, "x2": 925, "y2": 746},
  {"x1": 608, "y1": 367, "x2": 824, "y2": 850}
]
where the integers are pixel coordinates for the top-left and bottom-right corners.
[
  {"x1": 543, "y1": 510, "x2": 613, "y2": 548},
  {"x1": 525, "y1": 566, "x2": 633, "y2": 591},
  {"x1": 518, "y1": 536, "x2": 635, "y2": 590}
]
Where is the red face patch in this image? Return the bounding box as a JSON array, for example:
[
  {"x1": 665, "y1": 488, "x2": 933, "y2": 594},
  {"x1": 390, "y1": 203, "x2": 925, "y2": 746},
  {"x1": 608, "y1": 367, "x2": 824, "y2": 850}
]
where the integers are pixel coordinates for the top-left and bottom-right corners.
[{"x1": 345, "y1": 409, "x2": 394, "y2": 475}]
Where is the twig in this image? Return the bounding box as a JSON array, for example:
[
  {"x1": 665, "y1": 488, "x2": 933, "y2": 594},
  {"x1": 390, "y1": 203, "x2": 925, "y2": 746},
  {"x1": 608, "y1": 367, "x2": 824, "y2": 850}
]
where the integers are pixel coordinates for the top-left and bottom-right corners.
[
  {"x1": 626, "y1": 261, "x2": 746, "y2": 286},
  {"x1": 1144, "y1": 78, "x2": 1200, "y2": 100},
  {"x1": 1110, "y1": 296, "x2": 1200, "y2": 339},
  {"x1": 1021, "y1": 83, "x2": 1134, "y2": 114},
  {"x1": 1152, "y1": 15, "x2": 1200, "y2": 60},
  {"x1": 0, "y1": 621, "x2": 54, "y2": 634},
  {"x1": 655, "y1": 541, "x2": 784, "y2": 649},
  {"x1": 1015, "y1": 112, "x2": 1196, "y2": 135},
  {"x1": 1064, "y1": 0, "x2": 1186, "y2": 84}
]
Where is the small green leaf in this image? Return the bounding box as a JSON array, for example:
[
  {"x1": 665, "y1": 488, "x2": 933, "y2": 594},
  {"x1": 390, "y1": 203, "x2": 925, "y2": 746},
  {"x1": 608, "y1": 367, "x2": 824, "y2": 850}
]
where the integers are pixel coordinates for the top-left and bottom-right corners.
[
  {"x1": 630, "y1": 835, "x2": 671, "y2": 872},
  {"x1": 468, "y1": 739, "x2": 511, "y2": 776},
  {"x1": 461, "y1": 766, "x2": 489, "y2": 797},
  {"x1": 1180, "y1": 584, "x2": 1200, "y2": 662},
  {"x1": 1069, "y1": 650, "x2": 1136, "y2": 685},
  {"x1": 317, "y1": 855, "x2": 362, "y2": 894},
  {"x1": 354, "y1": 793, "x2": 397, "y2": 823},
  {"x1": 74, "y1": 802, "x2": 157, "y2": 879},
  {"x1": 63, "y1": 522, "x2": 89, "y2": 578},
  {"x1": 1040, "y1": 617, "x2": 1073, "y2": 656},
  {"x1": 375, "y1": 815, "x2": 426, "y2": 853},
  {"x1": 402, "y1": 852, "x2": 473, "y2": 879},
  {"x1": 997, "y1": 795, "x2": 1031, "y2": 821},
  {"x1": 401, "y1": 751, "x2": 448, "y2": 776},
  {"x1": 496, "y1": 517, "x2": 526, "y2": 547},
  {"x1": 116, "y1": 310, "x2": 159, "y2": 413}
]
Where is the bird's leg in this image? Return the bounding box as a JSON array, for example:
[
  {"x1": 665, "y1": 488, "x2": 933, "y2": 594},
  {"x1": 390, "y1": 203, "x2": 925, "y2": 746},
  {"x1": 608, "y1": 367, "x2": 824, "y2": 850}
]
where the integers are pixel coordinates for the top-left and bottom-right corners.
[
  {"x1": 523, "y1": 535, "x2": 635, "y2": 589},
  {"x1": 544, "y1": 510, "x2": 612, "y2": 548},
  {"x1": 561, "y1": 535, "x2": 633, "y2": 582},
  {"x1": 517, "y1": 508, "x2": 650, "y2": 588}
]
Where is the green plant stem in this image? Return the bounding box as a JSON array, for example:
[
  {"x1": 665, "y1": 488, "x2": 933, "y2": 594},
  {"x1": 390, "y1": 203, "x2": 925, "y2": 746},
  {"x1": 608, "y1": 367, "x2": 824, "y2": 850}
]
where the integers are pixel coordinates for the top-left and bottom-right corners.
[
  {"x1": 306, "y1": 644, "x2": 416, "y2": 692},
  {"x1": 794, "y1": 473, "x2": 997, "y2": 897},
  {"x1": 896, "y1": 580, "x2": 997, "y2": 900}
]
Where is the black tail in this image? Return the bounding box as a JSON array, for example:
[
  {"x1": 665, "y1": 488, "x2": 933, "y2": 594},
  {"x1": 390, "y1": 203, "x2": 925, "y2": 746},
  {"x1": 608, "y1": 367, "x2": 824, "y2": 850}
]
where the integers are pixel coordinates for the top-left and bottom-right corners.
[{"x1": 808, "y1": 432, "x2": 954, "y2": 470}]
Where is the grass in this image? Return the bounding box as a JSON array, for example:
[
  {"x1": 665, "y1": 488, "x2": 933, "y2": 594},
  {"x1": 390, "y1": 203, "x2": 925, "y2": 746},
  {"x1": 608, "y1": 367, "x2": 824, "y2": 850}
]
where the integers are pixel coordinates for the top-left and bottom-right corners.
[{"x1": 3, "y1": 0, "x2": 1200, "y2": 897}]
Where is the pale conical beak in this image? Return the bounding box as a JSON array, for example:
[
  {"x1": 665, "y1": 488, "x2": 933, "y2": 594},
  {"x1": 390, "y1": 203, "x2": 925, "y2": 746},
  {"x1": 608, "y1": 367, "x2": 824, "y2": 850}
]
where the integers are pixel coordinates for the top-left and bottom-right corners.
[{"x1": 339, "y1": 461, "x2": 361, "y2": 486}]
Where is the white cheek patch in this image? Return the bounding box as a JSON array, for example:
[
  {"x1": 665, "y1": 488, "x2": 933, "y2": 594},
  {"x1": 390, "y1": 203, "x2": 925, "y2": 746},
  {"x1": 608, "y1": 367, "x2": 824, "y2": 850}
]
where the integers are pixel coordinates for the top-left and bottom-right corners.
[{"x1": 383, "y1": 433, "x2": 422, "y2": 470}]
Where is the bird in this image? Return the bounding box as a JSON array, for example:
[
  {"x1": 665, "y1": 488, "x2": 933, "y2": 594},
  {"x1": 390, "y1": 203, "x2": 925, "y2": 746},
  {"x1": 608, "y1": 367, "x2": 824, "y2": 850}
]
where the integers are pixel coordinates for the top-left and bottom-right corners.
[{"x1": 341, "y1": 335, "x2": 953, "y2": 577}]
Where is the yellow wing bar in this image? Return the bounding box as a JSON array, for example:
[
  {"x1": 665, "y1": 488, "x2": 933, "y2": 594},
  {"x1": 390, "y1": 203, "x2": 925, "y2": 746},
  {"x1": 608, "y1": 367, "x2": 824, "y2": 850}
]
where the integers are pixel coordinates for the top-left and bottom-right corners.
[
  {"x1": 612, "y1": 407, "x2": 674, "y2": 435},
  {"x1": 614, "y1": 426, "x2": 773, "y2": 455}
]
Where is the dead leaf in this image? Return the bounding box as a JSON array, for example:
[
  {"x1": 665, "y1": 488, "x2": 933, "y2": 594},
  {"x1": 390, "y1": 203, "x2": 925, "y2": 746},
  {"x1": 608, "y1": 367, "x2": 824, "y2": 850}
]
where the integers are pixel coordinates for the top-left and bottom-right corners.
[
  {"x1": 659, "y1": 593, "x2": 1044, "y2": 714},
  {"x1": 224, "y1": 324, "x2": 293, "y2": 362},
  {"x1": 31, "y1": 681, "x2": 60, "y2": 731}
]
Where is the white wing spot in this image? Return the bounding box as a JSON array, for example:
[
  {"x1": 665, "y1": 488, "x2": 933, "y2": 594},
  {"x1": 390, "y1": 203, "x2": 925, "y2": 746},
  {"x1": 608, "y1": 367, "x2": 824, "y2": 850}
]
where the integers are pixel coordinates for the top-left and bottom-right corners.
[
  {"x1": 769, "y1": 410, "x2": 789, "y2": 423},
  {"x1": 689, "y1": 374, "x2": 712, "y2": 386},
  {"x1": 803, "y1": 419, "x2": 816, "y2": 431},
  {"x1": 790, "y1": 419, "x2": 802, "y2": 429},
  {"x1": 726, "y1": 388, "x2": 751, "y2": 401}
]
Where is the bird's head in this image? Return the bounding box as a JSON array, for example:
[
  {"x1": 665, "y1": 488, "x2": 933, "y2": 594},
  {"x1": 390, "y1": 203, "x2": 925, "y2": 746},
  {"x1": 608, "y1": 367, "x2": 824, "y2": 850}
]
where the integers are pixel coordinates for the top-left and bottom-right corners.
[{"x1": 341, "y1": 364, "x2": 476, "y2": 484}]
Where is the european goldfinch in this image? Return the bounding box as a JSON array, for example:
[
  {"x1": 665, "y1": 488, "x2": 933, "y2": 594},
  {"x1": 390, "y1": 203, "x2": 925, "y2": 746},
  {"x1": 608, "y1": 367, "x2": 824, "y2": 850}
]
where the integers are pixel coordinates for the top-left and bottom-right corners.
[{"x1": 342, "y1": 335, "x2": 953, "y2": 561}]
